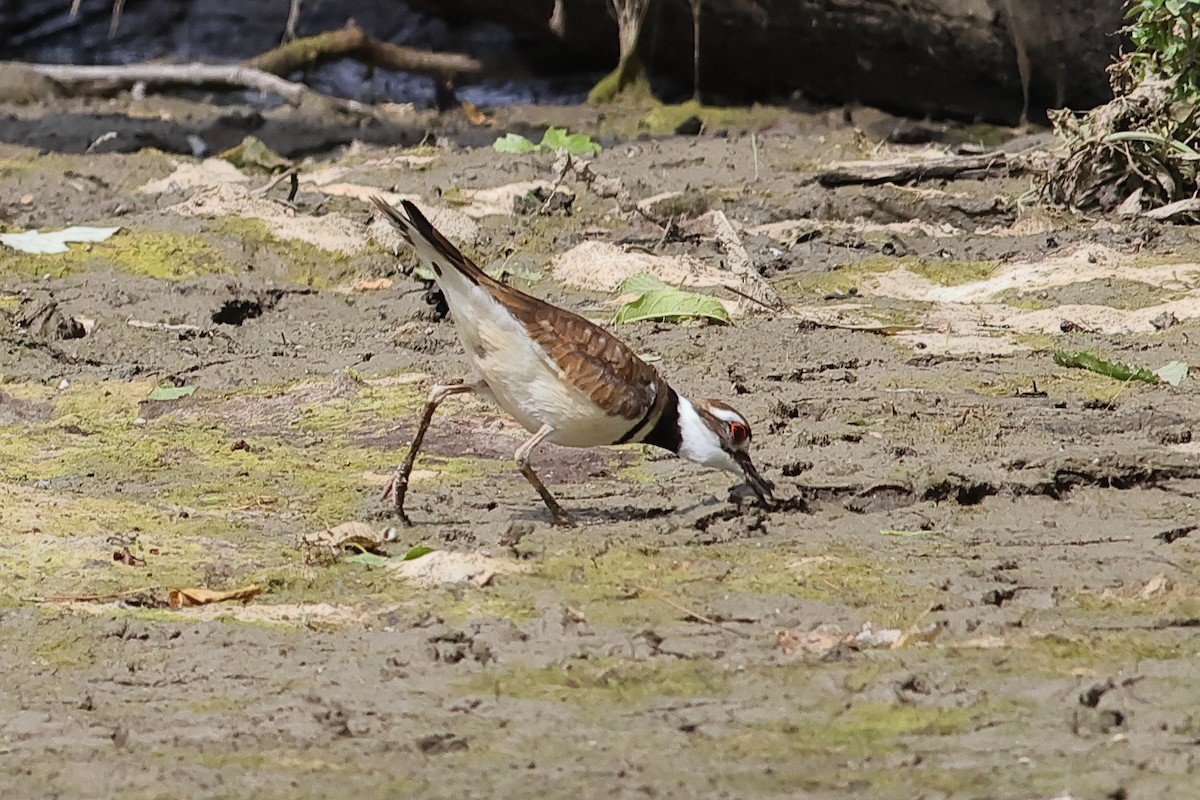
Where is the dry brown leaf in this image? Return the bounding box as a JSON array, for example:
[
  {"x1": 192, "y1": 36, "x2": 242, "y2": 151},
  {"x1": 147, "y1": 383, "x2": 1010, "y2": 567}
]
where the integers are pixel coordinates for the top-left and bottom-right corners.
[
  {"x1": 775, "y1": 627, "x2": 848, "y2": 656},
  {"x1": 461, "y1": 100, "x2": 489, "y2": 125},
  {"x1": 168, "y1": 584, "x2": 261, "y2": 608},
  {"x1": 301, "y1": 521, "x2": 392, "y2": 564}
]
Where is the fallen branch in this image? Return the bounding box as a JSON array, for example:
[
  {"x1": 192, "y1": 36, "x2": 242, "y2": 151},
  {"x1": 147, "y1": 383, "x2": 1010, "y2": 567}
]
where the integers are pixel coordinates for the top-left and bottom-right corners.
[
  {"x1": 247, "y1": 20, "x2": 480, "y2": 79},
  {"x1": 24, "y1": 20, "x2": 481, "y2": 110},
  {"x1": 816, "y1": 152, "x2": 1014, "y2": 187},
  {"x1": 27, "y1": 62, "x2": 316, "y2": 104}
]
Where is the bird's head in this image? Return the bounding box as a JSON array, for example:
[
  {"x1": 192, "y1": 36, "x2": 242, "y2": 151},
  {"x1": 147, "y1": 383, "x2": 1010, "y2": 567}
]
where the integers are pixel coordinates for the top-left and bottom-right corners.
[{"x1": 676, "y1": 397, "x2": 774, "y2": 504}]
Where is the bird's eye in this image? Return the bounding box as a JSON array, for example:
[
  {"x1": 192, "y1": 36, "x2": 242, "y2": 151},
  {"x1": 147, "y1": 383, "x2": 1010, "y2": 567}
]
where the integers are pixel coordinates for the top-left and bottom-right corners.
[{"x1": 729, "y1": 421, "x2": 750, "y2": 445}]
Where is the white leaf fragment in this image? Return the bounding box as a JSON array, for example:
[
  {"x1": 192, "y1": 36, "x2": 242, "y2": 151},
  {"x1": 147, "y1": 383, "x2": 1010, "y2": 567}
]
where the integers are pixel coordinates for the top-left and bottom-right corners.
[{"x1": 0, "y1": 226, "x2": 121, "y2": 254}]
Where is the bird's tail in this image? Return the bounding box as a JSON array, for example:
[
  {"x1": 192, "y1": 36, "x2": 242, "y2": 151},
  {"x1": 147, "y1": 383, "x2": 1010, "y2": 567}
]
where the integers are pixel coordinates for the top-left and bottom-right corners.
[{"x1": 371, "y1": 197, "x2": 486, "y2": 287}]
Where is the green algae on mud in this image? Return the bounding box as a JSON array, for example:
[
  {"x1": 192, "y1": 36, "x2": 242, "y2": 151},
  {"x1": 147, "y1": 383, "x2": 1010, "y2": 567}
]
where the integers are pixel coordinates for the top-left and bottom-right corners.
[
  {"x1": 465, "y1": 656, "x2": 727, "y2": 706},
  {"x1": 0, "y1": 228, "x2": 229, "y2": 281},
  {"x1": 207, "y1": 216, "x2": 377, "y2": 288},
  {"x1": 0, "y1": 375, "x2": 496, "y2": 604},
  {"x1": 905, "y1": 258, "x2": 998, "y2": 286}
]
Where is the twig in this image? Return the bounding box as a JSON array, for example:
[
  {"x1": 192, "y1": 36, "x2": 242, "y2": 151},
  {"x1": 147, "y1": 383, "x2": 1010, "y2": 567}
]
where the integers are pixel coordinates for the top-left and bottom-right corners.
[
  {"x1": 538, "y1": 154, "x2": 574, "y2": 215},
  {"x1": 631, "y1": 584, "x2": 750, "y2": 638},
  {"x1": 283, "y1": 0, "x2": 303, "y2": 43},
  {"x1": 126, "y1": 318, "x2": 202, "y2": 332},
  {"x1": 708, "y1": 210, "x2": 784, "y2": 310},
  {"x1": 253, "y1": 165, "x2": 300, "y2": 196},
  {"x1": 719, "y1": 281, "x2": 790, "y2": 314},
  {"x1": 31, "y1": 586, "x2": 160, "y2": 603},
  {"x1": 891, "y1": 602, "x2": 937, "y2": 649}
]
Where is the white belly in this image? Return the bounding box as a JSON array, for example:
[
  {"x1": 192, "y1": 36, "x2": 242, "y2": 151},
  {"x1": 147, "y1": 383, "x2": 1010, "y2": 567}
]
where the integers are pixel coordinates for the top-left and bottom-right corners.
[{"x1": 445, "y1": 282, "x2": 634, "y2": 448}]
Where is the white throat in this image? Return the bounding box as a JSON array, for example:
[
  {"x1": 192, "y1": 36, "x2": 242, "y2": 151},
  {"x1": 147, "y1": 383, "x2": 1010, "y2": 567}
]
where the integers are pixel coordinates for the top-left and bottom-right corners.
[{"x1": 676, "y1": 397, "x2": 741, "y2": 475}]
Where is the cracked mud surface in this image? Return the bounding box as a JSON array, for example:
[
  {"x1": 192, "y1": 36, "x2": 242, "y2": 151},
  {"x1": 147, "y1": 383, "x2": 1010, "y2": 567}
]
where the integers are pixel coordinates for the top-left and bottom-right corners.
[{"x1": 3, "y1": 99, "x2": 1200, "y2": 799}]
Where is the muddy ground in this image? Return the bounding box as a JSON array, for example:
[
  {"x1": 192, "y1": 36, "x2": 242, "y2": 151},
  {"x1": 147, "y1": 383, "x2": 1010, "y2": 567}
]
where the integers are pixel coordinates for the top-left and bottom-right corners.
[{"x1": 2, "y1": 96, "x2": 1200, "y2": 799}]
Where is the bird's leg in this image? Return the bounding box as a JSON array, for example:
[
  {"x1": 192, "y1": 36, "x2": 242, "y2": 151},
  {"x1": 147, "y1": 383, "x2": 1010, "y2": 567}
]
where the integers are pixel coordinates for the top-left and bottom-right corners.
[
  {"x1": 514, "y1": 425, "x2": 576, "y2": 527},
  {"x1": 382, "y1": 382, "x2": 474, "y2": 525}
]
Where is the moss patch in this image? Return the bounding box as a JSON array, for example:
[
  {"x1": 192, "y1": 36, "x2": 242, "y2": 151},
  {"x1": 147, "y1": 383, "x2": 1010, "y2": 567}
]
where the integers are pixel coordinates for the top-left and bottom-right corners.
[
  {"x1": 637, "y1": 100, "x2": 787, "y2": 137},
  {"x1": 785, "y1": 258, "x2": 902, "y2": 298},
  {"x1": 0, "y1": 228, "x2": 229, "y2": 280},
  {"x1": 906, "y1": 259, "x2": 998, "y2": 286},
  {"x1": 208, "y1": 216, "x2": 370, "y2": 289},
  {"x1": 466, "y1": 656, "x2": 727, "y2": 706}
]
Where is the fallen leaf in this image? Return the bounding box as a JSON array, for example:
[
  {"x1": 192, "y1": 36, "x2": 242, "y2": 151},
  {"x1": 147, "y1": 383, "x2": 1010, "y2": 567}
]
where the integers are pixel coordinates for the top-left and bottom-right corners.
[
  {"x1": 0, "y1": 226, "x2": 120, "y2": 254},
  {"x1": 613, "y1": 288, "x2": 731, "y2": 326},
  {"x1": 1139, "y1": 573, "x2": 1172, "y2": 598},
  {"x1": 1053, "y1": 349, "x2": 1160, "y2": 385},
  {"x1": 1154, "y1": 360, "x2": 1189, "y2": 387},
  {"x1": 461, "y1": 100, "x2": 489, "y2": 125},
  {"x1": 168, "y1": 585, "x2": 261, "y2": 608},
  {"x1": 402, "y1": 545, "x2": 434, "y2": 561},
  {"x1": 220, "y1": 135, "x2": 292, "y2": 173},
  {"x1": 302, "y1": 521, "x2": 392, "y2": 564},
  {"x1": 146, "y1": 384, "x2": 196, "y2": 401},
  {"x1": 343, "y1": 552, "x2": 391, "y2": 568},
  {"x1": 775, "y1": 627, "x2": 848, "y2": 656}
]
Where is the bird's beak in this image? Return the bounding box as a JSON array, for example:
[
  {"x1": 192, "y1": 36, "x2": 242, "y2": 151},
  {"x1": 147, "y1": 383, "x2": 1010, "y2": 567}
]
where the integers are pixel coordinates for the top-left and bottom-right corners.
[{"x1": 733, "y1": 450, "x2": 775, "y2": 505}]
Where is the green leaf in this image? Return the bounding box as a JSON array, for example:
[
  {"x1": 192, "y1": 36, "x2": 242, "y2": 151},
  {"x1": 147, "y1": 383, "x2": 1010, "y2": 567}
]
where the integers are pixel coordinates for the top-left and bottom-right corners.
[
  {"x1": 1052, "y1": 350, "x2": 1161, "y2": 385},
  {"x1": 344, "y1": 552, "x2": 391, "y2": 568},
  {"x1": 1154, "y1": 360, "x2": 1189, "y2": 386},
  {"x1": 539, "y1": 126, "x2": 602, "y2": 155},
  {"x1": 492, "y1": 133, "x2": 539, "y2": 154},
  {"x1": 402, "y1": 545, "x2": 435, "y2": 561},
  {"x1": 880, "y1": 528, "x2": 940, "y2": 537},
  {"x1": 147, "y1": 384, "x2": 196, "y2": 401},
  {"x1": 220, "y1": 135, "x2": 291, "y2": 173},
  {"x1": 0, "y1": 226, "x2": 121, "y2": 254},
  {"x1": 613, "y1": 288, "x2": 731, "y2": 325},
  {"x1": 617, "y1": 272, "x2": 669, "y2": 295}
]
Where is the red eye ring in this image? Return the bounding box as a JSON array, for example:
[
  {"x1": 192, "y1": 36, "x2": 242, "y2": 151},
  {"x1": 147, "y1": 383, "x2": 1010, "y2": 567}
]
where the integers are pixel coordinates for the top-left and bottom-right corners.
[{"x1": 729, "y1": 421, "x2": 750, "y2": 445}]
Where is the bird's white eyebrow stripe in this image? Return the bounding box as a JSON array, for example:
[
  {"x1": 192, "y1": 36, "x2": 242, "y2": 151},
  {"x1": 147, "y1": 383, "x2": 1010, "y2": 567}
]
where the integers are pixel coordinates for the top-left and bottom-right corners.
[{"x1": 706, "y1": 405, "x2": 746, "y2": 426}]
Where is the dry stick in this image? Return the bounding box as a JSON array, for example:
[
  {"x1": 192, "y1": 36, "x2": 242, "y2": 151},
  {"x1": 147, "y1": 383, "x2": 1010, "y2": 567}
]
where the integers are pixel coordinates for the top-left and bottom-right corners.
[
  {"x1": 33, "y1": 586, "x2": 160, "y2": 603},
  {"x1": 247, "y1": 20, "x2": 480, "y2": 80},
  {"x1": 253, "y1": 165, "x2": 301, "y2": 197},
  {"x1": 28, "y1": 62, "x2": 314, "y2": 103},
  {"x1": 283, "y1": 0, "x2": 303, "y2": 44},
  {"x1": 891, "y1": 602, "x2": 938, "y2": 649},
  {"x1": 815, "y1": 152, "x2": 1013, "y2": 187},
  {"x1": 631, "y1": 584, "x2": 750, "y2": 638}
]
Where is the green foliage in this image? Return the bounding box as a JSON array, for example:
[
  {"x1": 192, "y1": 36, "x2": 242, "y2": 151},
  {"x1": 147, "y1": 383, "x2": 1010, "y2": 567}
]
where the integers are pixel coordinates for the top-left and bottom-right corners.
[
  {"x1": 1123, "y1": 0, "x2": 1200, "y2": 100},
  {"x1": 614, "y1": 288, "x2": 731, "y2": 326},
  {"x1": 492, "y1": 127, "x2": 602, "y2": 156},
  {"x1": 146, "y1": 384, "x2": 196, "y2": 401},
  {"x1": 1052, "y1": 349, "x2": 1188, "y2": 387},
  {"x1": 1042, "y1": 0, "x2": 1200, "y2": 213}
]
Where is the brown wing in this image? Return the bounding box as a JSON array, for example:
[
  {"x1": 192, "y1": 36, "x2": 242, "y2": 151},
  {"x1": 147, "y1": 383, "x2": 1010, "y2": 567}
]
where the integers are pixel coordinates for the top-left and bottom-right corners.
[
  {"x1": 491, "y1": 282, "x2": 665, "y2": 422},
  {"x1": 374, "y1": 197, "x2": 664, "y2": 421}
]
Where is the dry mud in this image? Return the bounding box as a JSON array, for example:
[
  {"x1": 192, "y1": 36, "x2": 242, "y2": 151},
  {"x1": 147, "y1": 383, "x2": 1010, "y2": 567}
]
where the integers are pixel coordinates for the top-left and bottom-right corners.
[{"x1": 3, "y1": 99, "x2": 1200, "y2": 799}]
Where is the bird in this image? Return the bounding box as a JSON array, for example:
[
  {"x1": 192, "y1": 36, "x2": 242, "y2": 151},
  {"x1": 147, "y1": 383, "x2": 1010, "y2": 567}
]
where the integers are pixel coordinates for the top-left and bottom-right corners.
[{"x1": 372, "y1": 197, "x2": 773, "y2": 527}]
